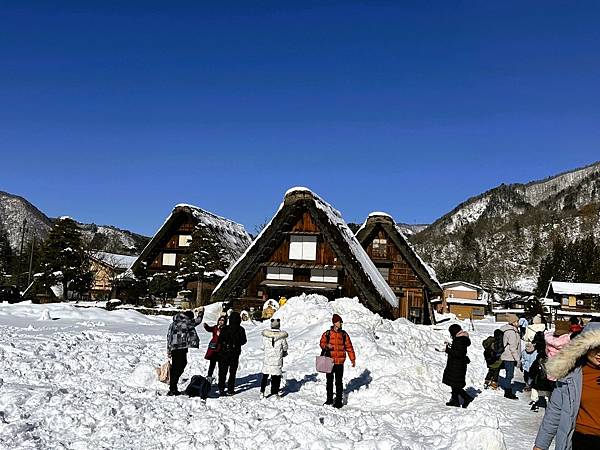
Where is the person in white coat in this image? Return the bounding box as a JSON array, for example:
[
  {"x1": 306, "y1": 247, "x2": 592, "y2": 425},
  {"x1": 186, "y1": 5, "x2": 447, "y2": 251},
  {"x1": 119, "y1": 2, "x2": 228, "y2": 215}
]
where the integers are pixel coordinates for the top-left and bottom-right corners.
[
  {"x1": 260, "y1": 318, "x2": 288, "y2": 398},
  {"x1": 524, "y1": 314, "x2": 547, "y2": 343}
]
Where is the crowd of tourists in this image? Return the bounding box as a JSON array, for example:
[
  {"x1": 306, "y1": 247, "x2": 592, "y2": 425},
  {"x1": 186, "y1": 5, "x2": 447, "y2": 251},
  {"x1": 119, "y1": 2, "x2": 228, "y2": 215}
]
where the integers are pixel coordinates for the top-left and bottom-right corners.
[
  {"x1": 442, "y1": 313, "x2": 599, "y2": 449},
  {"x1": 164, "y1": 306, "x2": 355, "y2": 409}
]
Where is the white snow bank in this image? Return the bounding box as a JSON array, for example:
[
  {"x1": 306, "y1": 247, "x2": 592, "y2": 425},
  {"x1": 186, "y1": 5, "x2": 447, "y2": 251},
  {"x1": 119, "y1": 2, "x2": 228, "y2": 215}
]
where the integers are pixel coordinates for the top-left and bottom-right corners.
[{"x1": 0, "y1": 295, "x2": 542, "y2": 449}]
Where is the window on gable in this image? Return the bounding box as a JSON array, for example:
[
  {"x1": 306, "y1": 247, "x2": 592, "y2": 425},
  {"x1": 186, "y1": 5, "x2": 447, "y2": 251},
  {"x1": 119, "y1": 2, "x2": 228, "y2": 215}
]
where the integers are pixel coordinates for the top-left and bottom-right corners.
[
  {"x1": 372, "y1": 238, "x2": 387, "y2": 258},
  {"x1": 178, "y1": 235, "x2": 192, "y2": 247},
  {"x1": 310, "y1": 269, "x2": 338, "y2": 283},
  {"x1": 162, "y1": 253, "x2": 177, "y2": 267},
  {"x1": 289, "y1": 235, "x2": 317, "y2": 261},
  {"x1": 266, "y1": 267, "x2": 294, "y2": 281}
]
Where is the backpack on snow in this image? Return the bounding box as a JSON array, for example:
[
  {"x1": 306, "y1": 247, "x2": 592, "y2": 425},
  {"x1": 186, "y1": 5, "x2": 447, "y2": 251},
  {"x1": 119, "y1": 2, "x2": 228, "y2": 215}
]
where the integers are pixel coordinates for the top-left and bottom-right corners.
[{"x1": 185, "y1": 375, "x2": 211, "y2": 399}]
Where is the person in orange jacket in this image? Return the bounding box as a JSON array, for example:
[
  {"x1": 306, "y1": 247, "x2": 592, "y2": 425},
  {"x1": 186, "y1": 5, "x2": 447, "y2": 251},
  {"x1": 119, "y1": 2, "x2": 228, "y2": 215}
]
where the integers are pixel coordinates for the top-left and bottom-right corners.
[{"x1": 319, "y1": 313, "x2": 356, "y2": 408}]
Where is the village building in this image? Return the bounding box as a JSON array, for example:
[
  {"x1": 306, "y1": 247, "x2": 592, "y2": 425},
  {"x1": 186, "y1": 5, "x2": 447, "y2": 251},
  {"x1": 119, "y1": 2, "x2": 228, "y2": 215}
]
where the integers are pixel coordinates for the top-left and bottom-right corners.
[
  {"x1": 211, "y1": 188, "x2": 404, "y2": 321},
  {"x1": 354, "y1": 213, "x2": 442, "y2": 323},
  {"x1": 548, "y1": 281, "x2": 600, "y2": 320},
  {"x1": 119, "y1": 204, "x2": 252, "y2": 305},
  {"x1": 88, "y1": 251, "x2": 138, "y2": 300},
  {"x1": 439, "y1": 281, "x2": 487, "y2": 320}
]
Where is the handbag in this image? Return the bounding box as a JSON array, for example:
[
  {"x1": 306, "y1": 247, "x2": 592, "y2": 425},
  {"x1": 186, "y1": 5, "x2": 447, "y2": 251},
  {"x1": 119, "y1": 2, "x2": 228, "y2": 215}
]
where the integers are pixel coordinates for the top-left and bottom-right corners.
[
  {"x1": 316, "y1": 343, "x2": 334, "y2": 373},
  {"x1": 156, "y1": 360, "x2": 171, "y2": 383}
]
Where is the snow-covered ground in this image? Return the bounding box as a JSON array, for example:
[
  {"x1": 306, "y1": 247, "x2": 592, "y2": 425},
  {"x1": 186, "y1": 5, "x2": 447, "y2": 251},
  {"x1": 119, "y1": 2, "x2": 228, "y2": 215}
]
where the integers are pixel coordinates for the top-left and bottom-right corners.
[{"x1": 0, "y1": 296, "x2": 547, "y2": 449}]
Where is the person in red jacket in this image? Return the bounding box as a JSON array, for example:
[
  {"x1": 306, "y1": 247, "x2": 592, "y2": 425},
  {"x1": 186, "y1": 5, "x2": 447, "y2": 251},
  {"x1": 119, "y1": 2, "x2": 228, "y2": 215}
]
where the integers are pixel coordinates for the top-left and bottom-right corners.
[
  {"x1": 319, "y1": 314, "x2": 356, "y2": 408},
  {"x1": 204, "y1": 315, "x2": 227, "y2": 381}
]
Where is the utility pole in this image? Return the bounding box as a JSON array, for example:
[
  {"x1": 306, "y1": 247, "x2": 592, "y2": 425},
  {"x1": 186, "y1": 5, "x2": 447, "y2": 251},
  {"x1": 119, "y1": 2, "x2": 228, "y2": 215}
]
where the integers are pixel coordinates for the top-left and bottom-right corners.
[
  {"x1": 17, "y1": 219, "x2": 27, "y2": 289},
  {"x1": 27, "y1": 235, "x2": 36, "y2": 286}
]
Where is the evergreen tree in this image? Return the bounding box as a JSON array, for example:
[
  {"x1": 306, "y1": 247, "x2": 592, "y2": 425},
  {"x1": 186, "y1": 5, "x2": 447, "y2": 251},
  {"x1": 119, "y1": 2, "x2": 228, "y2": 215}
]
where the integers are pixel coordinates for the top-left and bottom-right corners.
[
  {"x1": 37, "y1": 217, "x2": 93, "y2": 300},
  {"x1": 148, "y1": 271, "x2": 179, "y2": 307},
  {"x1": 0, "y1": 226, "x2": 12, "y2": 282},
  {"x1": 179, "y1": 223, "x2": 229, "y2": 305}
]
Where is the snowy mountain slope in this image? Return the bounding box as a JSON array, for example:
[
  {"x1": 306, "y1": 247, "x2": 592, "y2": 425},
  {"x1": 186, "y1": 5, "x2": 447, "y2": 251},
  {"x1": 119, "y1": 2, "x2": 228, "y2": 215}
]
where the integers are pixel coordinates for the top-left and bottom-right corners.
[
  {"x1": 412, "y1": 161, "x2": 600, "y2": 290},
  {"x1": 0, "y1": 295, "x2": 544, "y2": 449},
  {"x1": 0, "y1": 191, "x2": 52, "y2": 248},
  {"x1": 0, "y1": 190, "x2": 149, "y2": 255}
]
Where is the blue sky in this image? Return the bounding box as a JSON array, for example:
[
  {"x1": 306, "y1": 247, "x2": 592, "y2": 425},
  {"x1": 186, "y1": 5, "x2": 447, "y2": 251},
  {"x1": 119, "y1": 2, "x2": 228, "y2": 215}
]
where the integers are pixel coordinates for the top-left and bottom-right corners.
[{"x1": 1, "y1": 1, "x2": 599, "y2": 236}]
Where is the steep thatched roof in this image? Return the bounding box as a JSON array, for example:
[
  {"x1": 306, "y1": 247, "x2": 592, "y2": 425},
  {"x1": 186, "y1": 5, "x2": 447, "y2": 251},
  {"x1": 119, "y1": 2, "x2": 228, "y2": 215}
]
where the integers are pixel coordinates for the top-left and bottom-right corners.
[
  {"x1": 212, "y1": 188, "x2": 398, "y2": 314},
  {"x1": 355, "y1": 213, "x2": 442, "y2": 296},
  {"x1": 124, "y1": 204, "x2": 251, "y2": 277}
]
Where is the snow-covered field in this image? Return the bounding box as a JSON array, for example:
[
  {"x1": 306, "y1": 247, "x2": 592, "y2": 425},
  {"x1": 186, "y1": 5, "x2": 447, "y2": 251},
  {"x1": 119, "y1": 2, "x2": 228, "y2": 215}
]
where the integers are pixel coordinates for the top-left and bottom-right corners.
[{"x1": 0, "y1": 296, "x2": 545, "y2": 449}]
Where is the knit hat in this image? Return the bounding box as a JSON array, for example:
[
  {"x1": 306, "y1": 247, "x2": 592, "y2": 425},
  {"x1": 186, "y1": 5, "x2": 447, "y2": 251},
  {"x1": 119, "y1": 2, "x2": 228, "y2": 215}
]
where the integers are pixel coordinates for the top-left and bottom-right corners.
[
  {"x1": 533, "y1": 314, "x2": 542, "y2": 325},
  {"x1": 332, "y1": 314, "x2": 343, "y2": 324},
  {"x1": 505, "y1": 313, "x2": 519, "y2": 324},
  {"x1": 448, "y1": 324, "x2": 462, "y2": 337},
  {"x1": 270, "y1": 318, "x2": 281, "y2": 329}
]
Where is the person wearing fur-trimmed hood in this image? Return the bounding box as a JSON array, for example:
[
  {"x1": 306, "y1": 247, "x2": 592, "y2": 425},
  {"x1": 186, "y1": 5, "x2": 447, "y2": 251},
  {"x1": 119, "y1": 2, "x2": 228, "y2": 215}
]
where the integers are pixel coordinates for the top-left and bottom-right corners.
[
  {"x1": 442, "y1": 324, "x2": 474, "y2": 408},
  {"x1": 533, "y1": 322, "x2": 600, "y2": 450},
  {"x1": 260, "y1": 318, "x2": 288, "y2": 397}
]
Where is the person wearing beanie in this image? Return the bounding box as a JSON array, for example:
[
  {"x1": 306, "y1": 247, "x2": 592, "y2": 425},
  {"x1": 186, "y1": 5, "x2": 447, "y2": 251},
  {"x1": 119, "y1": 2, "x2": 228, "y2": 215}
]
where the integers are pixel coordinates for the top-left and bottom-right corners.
[
  {"x1": 534, "y1": 322, "x2": 600, "y2": 450},
  {"x1": 260, "y1": 318, "x2": 289, "y2": 398},
  {"x1": 500, "y1": 314, "x2": 522, "y2": 399},
  {"x1": 442, "y1": 324, "x2": 474, "y2": 408},
  {"x1": 525, "y1": 314, "x2": 548, "y2": 343},
  {"x1": 319, "y1": 314, "x2": 356, "y2": 408}
]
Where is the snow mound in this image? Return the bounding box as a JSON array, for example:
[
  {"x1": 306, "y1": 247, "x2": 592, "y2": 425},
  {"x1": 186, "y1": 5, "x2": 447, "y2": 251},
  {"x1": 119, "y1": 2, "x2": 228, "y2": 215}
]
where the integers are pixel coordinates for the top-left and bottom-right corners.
[
  {"x1": 38, "y1": 309, "x2": 51, "y2": 321},
  {"x1": 0, "y1": 295, "x2": 542, "y2": 449}
]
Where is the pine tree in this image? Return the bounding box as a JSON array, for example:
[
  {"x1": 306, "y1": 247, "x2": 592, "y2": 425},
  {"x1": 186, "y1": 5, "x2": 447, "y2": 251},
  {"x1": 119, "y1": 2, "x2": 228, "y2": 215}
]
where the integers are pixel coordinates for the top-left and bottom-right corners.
[
  {"x1": 38, "y1": 217, "x2": 93, "y2": 300},
  {"x1": 0, "y1": 226, "x2": 12, "y2": 283},
  {"x1": 179, "y1": 223, "x2": 229, "y2": 305},
  {"x1": 148, "y1": 271, "x2": 179, "y2": 307}
]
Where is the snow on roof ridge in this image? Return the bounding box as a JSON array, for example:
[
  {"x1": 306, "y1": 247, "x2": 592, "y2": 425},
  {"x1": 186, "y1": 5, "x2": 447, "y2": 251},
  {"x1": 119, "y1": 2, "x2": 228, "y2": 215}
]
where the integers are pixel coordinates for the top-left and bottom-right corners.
[
  {"x1": 441, "y1": 281, "x2": 483, "y2": 290},
  {"x1": 174, "y1": 203, "x2": 246, "y2": 229},
  {"x1": 284, "y1": 186, "x2": 312, "y2": 196},
  {"x1": 368, "y1": 211, "x2": 393, "y2": 218},
  {"x1": 551, "y1": 281, "x2": 600, "y2": 295},
  {"x1": 312, "y1": 193, "x2": 398, "y2": 309}
]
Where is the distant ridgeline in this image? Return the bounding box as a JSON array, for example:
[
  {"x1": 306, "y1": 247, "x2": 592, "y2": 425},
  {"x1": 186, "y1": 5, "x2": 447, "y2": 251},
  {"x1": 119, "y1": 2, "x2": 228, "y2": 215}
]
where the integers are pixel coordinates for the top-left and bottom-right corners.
[{"x1": 411, "y1": 161, "x2": 600, "y2": 292}]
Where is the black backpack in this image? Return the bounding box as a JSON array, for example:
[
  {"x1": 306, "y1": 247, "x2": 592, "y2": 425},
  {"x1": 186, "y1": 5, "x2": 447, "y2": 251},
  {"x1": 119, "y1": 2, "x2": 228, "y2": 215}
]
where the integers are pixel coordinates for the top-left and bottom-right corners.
[{"x1": 185, "y1": 375, "x2": 211, "y2": 399}]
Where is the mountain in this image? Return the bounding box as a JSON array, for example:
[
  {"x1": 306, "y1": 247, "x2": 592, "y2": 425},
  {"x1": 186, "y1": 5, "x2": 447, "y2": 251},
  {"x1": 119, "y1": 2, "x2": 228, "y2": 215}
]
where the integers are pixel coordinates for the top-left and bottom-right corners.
[
  {"x1": 0, "y1": 191, "x2": 149, "y2": 255},
  {"x1": 410, "y1": 161, "x2": 600, "y2": 292}
]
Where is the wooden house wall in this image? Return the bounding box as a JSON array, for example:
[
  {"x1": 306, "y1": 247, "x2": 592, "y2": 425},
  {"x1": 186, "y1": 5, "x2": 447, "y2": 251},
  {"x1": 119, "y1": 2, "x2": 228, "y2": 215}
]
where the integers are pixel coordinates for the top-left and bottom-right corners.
[
  {"x1": 146, "y1": 217, "x2": 196, "y2": 272},
  {"x1": 233, "y1": 210, "x2": 361, "y2": 308},
  {"x1": 364, "y1": 227, "x2": 428, "y2": 321}
]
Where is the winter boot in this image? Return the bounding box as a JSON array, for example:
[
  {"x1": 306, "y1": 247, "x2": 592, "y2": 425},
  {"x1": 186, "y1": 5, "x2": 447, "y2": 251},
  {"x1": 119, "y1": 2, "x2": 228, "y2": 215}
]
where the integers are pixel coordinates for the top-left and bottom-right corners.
[
  {"x1": 445, "y1": 395, "x2": 460, "y2": 407},
  {"x1": 333, "y1": 400, "x2": 343, "y2": 409},
  {"x1": 483, "y1": 380, "x2": 490, "y2": 389},
  {"x1": 461, "y1": 394, "x2": 474, "y2": 409},
  {"x1": 324, "y1": 397, "x2": 334, "y2": 406},
  {"x1": 490, "y1": 382, "x2": 498, "y2": 390},
  {"x1": 504, "y1": 389, "x2": 518, "y2": 400},
  {"x1": 166, "y1": 390, "x2": 181, "y2": 396}
]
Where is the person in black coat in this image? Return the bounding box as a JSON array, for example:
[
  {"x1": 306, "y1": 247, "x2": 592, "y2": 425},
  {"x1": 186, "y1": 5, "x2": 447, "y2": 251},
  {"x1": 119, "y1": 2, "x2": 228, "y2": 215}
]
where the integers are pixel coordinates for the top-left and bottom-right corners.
[
  {"x1": 442, "y1": 324, "x2": 474, "y2": 408},
  {"x1": 217, "y1": 311, "x2": 247, "y2": 396}
]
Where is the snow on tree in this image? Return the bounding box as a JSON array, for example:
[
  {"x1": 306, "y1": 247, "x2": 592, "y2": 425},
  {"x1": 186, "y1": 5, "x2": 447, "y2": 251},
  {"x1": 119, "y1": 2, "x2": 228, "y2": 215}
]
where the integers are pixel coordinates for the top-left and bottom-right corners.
[
  {"x1": 37, "y1": 217, "x2": 93, "y2": 300},
  {"x1": 179, "y1": 223, "x2": 229, "y2": 305},
  {"x1": 148, "y1": 271, "x2": 178, "y2": 307}
]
